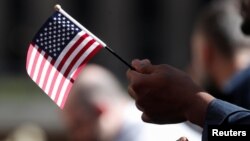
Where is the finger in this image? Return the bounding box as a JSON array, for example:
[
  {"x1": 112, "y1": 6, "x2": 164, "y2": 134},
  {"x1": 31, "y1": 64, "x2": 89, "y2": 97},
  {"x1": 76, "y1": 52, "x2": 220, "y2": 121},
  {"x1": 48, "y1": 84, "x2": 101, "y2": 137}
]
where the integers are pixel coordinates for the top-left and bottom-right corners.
[
  {"x1": 128, "y1": 86, "x2": 137, "y2": 100},
  {"x1": 127, "y1": 72, "x2": 150, "y2": 97},
  {"x1": 126, "y1": 69, "x2": 147, "y2": 92},
  {"x1": 141, "y1": 113, "x2": 153, "y2": 123},
  {"x1": 135, "y1": 101, "x2": 144, "y2": 111},
  {"x1": 126, "y1": 68, "x2": 142, "y2": 82},
  {"x1": 126, "y1": 69, "x2": 133, "y2": 81},
  {"x1": 131, "y1": 59, "x2": 153, "y2": 74},
  {"x1": 132, "y1": 59, "x2": 152, "y2": 72},
  {"x1": 141, "y1": 59, "x2": 151, "y2": 64}
]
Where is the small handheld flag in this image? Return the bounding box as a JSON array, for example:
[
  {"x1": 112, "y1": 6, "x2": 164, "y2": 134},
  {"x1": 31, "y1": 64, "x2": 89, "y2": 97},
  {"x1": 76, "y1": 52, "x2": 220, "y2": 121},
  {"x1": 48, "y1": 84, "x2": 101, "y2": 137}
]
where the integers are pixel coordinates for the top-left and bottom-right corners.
[{"x1": 26, "y1": 4, "x2": 134, "y2": 109}]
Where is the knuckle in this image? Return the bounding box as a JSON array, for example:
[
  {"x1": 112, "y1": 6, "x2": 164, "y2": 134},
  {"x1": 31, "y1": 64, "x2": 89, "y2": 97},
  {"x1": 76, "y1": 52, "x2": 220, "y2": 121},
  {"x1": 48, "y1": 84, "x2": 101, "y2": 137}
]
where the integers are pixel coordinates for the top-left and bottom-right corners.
[
  {"x1": 136, "y1": 99, "x2": 144, "y2": 108},
  {"x1": 141, "y1": 113, "x2": 153, "y2": 123},
  {"x1": 136, "y1": 97, "x2": 152, "y2": 112},
  {"x1": 135, "y1": 101, "x2": 144, "y2": 111},
  {"x1": 131, "y1": 81, "x2": 142, "y2": 93},
  {"x1": 158, "y1": 64, "x2": 169, "y2": 70},
  {"x1": 141, "y1": 114, "x2": 149, "y2": 122},
  {"x1": 127, "y1": 85, "x2": 137, "y2": 99},
  {"x1": 126, "y1": 70, "x2": 133, "y2": 80},
  {"x1": 127, "y1": 85, "x2": 132, "y2": 94},
  {"x1": 141, "y1": 116, "x2": 148, "y2": 122}
]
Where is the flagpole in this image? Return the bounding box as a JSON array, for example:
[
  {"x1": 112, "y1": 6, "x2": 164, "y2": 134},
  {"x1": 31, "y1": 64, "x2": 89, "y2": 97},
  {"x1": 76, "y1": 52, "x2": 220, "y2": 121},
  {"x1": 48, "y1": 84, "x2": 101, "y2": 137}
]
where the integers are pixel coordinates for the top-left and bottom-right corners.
[
  {"x1": 105, "y1": 46, "x2": 135, "y2": 70},
  {"x1": 54, "y1": 4, "x2": 135, "y2": 70}
]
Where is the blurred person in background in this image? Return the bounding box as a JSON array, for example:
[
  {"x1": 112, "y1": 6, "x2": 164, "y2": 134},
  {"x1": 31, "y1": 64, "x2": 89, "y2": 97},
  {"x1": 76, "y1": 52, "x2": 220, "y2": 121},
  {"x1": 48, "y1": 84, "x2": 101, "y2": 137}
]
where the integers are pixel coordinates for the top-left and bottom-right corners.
[
  {"x1": 191, "y1": 0, "x2": 250, "y2": 109},
  {"x1": 63, "y1": 64, "x2": 201, "y2": 141}
]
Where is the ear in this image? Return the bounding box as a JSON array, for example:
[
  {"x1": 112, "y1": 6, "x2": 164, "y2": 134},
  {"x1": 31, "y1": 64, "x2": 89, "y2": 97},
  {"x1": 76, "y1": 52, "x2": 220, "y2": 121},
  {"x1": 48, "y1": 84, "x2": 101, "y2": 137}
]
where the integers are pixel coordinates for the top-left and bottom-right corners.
[{"x1": 202, "y1": 40, "x2": 216, "y2": 69}]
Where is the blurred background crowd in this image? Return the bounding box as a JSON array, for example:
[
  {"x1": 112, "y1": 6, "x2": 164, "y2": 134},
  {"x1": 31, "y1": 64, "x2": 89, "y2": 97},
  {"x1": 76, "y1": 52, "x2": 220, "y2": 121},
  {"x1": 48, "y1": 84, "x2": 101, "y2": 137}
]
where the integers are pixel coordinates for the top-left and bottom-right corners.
[{"x1": 1, "y1": 0, "x2": 239, "y2": 141}]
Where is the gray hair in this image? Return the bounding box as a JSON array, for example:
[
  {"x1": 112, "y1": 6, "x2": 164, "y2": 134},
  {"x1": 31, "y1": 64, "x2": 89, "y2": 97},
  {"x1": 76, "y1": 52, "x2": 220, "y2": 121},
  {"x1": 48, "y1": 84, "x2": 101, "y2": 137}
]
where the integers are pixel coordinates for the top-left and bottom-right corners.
[{"x1": 196, "y1": 0, "x2": 250, "y2": 57}]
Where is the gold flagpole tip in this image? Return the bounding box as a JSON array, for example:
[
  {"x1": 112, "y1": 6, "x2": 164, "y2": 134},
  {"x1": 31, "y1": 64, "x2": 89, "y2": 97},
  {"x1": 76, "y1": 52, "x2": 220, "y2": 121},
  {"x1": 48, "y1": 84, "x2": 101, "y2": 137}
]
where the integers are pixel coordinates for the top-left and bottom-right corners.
[{"x1": 54, "y1": 4, "x2": 61, "y2": 11}]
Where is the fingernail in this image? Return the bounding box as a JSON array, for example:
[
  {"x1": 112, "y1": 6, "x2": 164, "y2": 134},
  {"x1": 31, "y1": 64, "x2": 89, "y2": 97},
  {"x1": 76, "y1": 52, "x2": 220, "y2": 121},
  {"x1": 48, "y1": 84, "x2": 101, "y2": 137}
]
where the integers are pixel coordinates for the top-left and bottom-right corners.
[
  {"x1": 141, "y1": 59, "x2": 151, "y2": 64},
  {"x1": 132, "y1": 59, "x2": 142, "y2": 67}
]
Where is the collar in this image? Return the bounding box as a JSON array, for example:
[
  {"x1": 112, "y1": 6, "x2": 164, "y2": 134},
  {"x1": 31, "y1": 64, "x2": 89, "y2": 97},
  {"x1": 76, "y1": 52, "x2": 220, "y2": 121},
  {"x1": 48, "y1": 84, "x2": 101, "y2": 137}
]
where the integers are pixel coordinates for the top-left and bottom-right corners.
[{"x1": 223, "y1": 66, "x2": 250, "y2": 94}]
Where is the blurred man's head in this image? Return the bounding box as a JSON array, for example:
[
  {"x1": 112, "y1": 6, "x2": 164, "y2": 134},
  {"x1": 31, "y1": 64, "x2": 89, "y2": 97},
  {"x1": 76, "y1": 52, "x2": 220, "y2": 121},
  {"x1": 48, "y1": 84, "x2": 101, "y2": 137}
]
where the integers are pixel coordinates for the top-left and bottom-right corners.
[
  {"x1": 64, "y1": 64, "x2": 129, "y2": 141},
  {"x1": 191, "y1": 0, "x2": 250, "y2": 89}
]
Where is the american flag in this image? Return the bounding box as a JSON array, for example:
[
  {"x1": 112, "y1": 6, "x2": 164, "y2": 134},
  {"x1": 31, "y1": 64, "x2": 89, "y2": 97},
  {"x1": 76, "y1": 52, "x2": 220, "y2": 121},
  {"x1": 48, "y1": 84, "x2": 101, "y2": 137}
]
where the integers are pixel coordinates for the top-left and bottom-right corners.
[{"x1": 26, "y1": 10, "x2": 105, "y2": 109}]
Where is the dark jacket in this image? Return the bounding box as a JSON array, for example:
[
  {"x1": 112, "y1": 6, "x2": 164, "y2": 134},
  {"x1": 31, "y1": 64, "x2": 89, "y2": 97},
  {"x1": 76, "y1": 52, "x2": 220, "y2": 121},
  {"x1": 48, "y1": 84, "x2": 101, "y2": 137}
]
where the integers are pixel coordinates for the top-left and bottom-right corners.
[{"x1": 222, "y1": 67, "x2": 250, "y2": 109}]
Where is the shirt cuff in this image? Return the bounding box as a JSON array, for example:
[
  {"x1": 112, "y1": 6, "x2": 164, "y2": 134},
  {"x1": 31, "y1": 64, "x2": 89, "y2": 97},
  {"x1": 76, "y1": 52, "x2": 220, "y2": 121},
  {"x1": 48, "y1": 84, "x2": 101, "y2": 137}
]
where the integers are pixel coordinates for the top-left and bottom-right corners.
[
  {"x1": 202, "y1": 99, "x2": 250, "y2": 141},
  {"x1": 205, "y1": 99, "x2": 247, "y2": 125}
]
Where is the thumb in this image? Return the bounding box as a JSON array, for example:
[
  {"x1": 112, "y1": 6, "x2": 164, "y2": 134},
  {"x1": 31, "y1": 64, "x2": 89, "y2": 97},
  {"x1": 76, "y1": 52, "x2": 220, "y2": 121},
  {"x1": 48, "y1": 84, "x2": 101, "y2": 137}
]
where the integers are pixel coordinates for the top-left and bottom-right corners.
[{"x1": 132, "y1": 59, "x2": 153, "y2": 74}]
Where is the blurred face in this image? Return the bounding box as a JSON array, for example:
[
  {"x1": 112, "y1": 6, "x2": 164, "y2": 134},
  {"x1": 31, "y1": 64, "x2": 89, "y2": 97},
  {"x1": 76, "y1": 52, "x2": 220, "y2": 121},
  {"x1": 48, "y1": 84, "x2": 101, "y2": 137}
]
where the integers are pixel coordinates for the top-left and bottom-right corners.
[
  {"x1": 64, "y1": 95, "x2": 100, "y2": 141},
  {"x1": 191, "y1": 29, "x2": 237, "y2": 90}
]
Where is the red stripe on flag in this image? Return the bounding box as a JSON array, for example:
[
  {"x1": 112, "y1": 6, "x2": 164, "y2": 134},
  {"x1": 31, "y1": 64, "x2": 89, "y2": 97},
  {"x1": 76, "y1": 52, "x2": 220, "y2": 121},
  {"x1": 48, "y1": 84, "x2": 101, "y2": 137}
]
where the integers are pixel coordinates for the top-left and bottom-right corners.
[{"x1": 57, "y1": 34, "x2": 89, "y2": 71}]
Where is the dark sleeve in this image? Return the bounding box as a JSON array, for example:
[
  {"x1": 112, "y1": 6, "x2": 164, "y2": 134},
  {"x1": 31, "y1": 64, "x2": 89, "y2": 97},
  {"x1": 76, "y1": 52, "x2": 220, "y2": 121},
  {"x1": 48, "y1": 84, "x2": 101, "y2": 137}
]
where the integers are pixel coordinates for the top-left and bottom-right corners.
[{"x1": 202, "y1": 99, "x2": 250, "y2": 141}]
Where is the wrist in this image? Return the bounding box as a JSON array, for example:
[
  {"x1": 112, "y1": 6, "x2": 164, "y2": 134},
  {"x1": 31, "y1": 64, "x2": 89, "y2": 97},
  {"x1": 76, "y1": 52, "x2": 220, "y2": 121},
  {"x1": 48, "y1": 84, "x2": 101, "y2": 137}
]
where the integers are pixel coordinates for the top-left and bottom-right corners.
[{"x1": 185, "y1": 92, "x2": 215, "y2": 127}]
